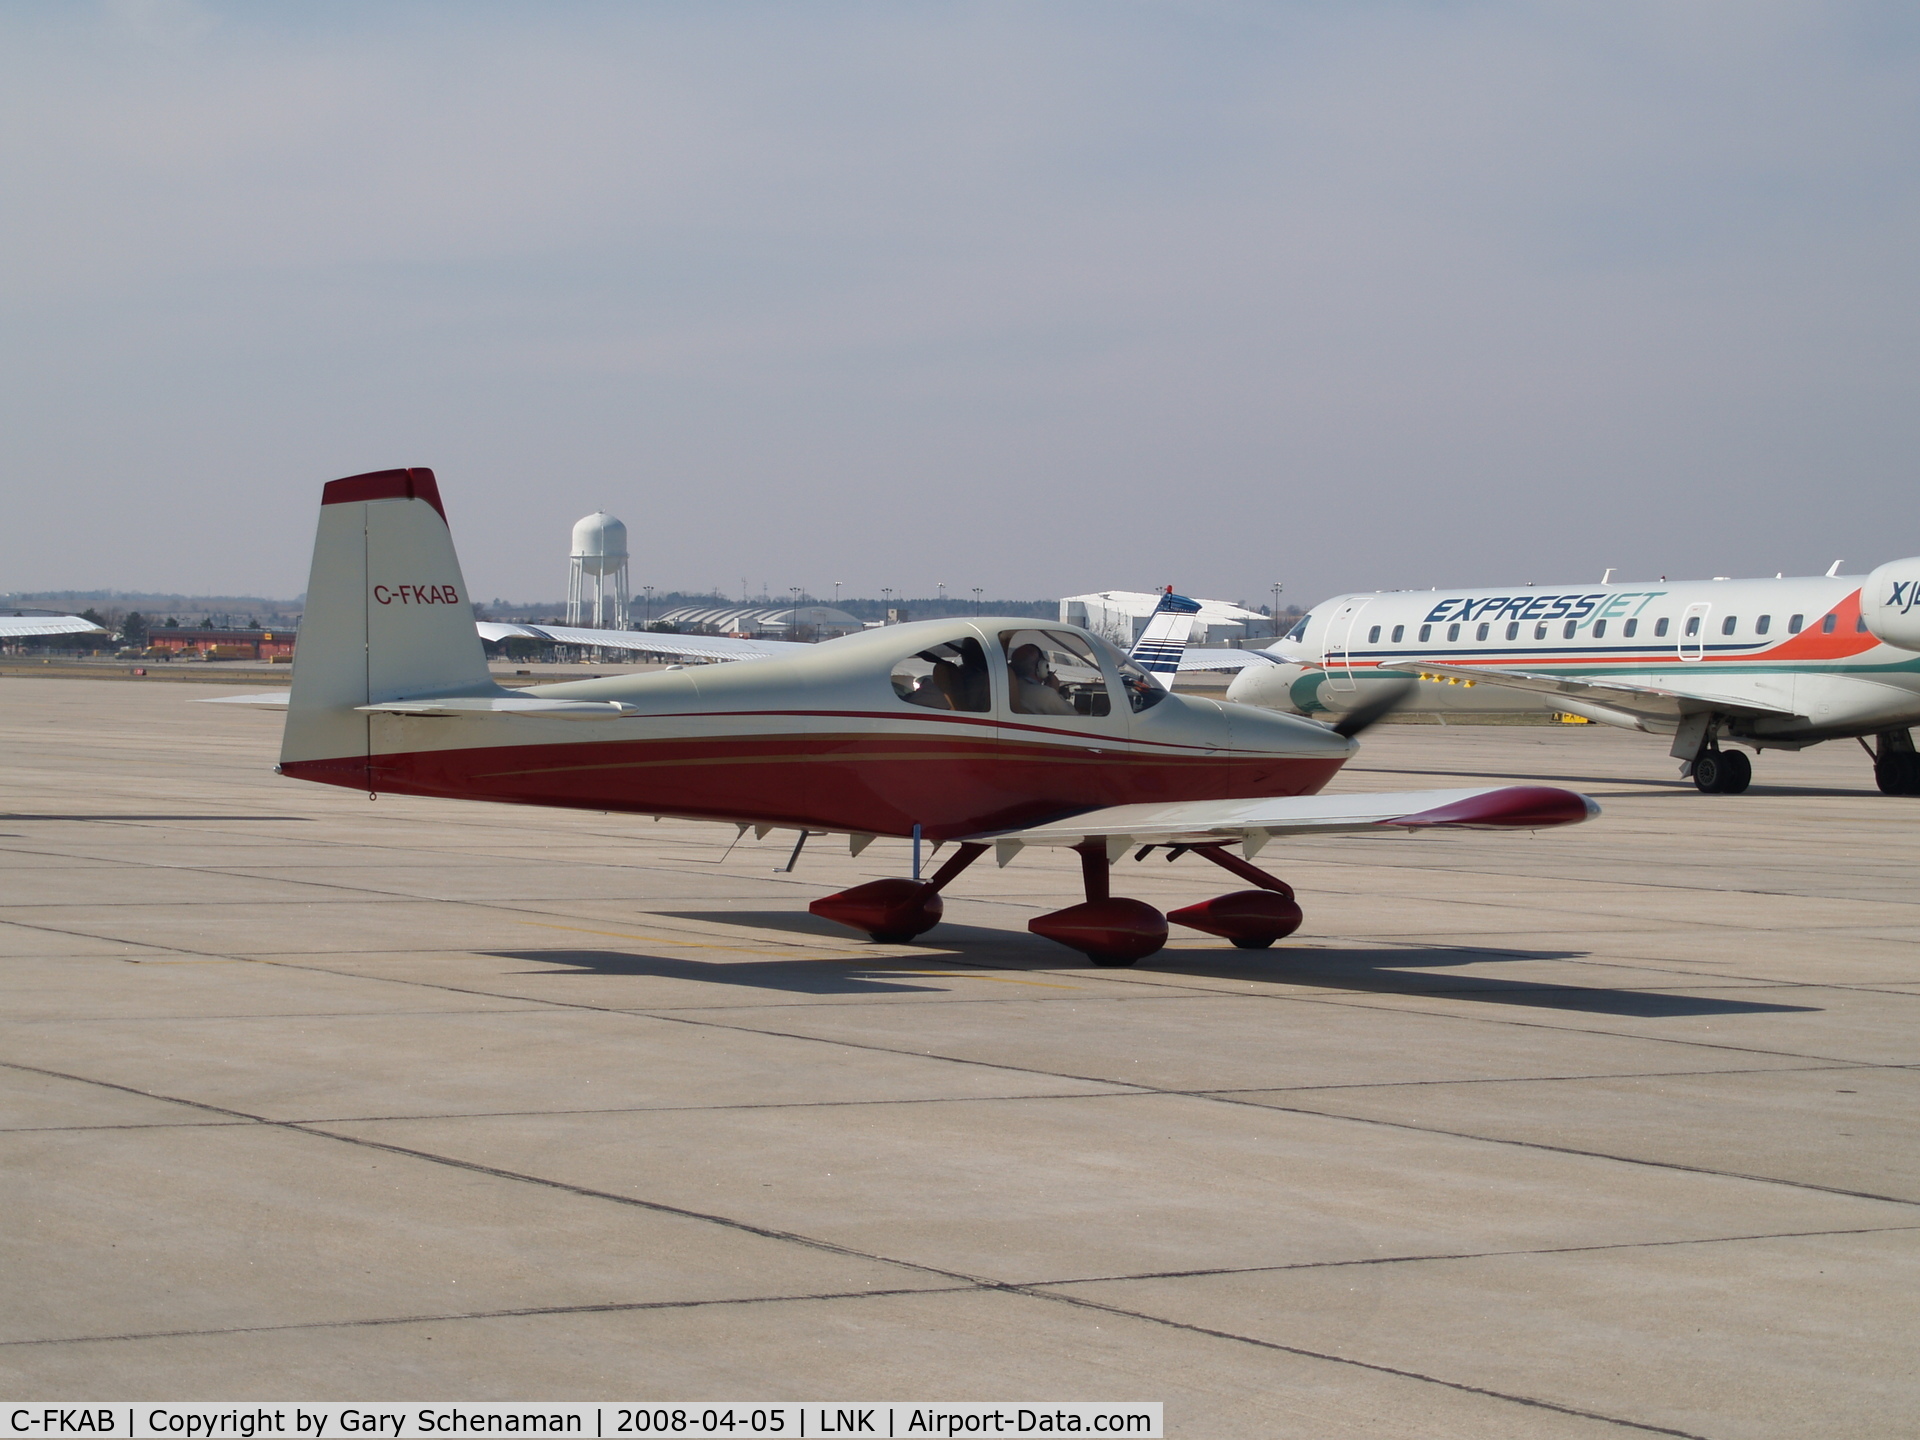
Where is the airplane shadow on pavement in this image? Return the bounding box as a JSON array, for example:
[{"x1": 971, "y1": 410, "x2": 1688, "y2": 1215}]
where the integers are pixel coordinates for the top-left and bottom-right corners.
[
  {"x1": 497, "y1": 919, "x2": 1815, "y2": 1018},
  {"x1": 490, "y1": 948, "x2": 959, "y2": 995},
  {"x1": 1135, "y1": 947, "x2": 1817, "y2": 1018}
]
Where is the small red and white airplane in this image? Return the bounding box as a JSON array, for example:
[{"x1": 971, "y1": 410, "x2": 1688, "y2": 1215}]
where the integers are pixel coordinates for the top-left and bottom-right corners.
[{"x1": 219, "y1": 469, "x2": 1596, "y2": 965}]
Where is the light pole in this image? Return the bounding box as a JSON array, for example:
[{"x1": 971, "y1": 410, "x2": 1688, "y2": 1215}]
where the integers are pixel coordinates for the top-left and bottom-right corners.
[
  {"x1": 641, "y1": 584, "x2": 653, "y2": 630},
  {"x1": 790, "y1": 586, "x2": 802, "y2": 641},
  {"x1": 882, "y1": 587, "x2": 893, "y2": 623},
  {"x1": 833, "y1": 580, "x2": 841, "y2": 609},
  {"x1": 937, "y1": 582, "x2": 946, "y2": 606},
  {"x1": 972, "y1": 587, "x2": 982, "y2": 616},
  {"x1": 1271, "y1": 583, "x2": 1284, "y2": 638}
]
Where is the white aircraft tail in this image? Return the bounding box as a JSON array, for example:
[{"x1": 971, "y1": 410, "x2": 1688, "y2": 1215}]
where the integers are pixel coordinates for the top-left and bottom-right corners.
[
  {"x1": 281, "y1": 468, "x2": 496, "y2": 769},
  {"x1": 1128, "y1": 587, "x2": 1204, "y2": 689}
]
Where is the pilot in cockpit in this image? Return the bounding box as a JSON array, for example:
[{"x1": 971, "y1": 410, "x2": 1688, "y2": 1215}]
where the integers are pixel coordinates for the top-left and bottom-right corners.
[{"x1": 1008, "y1": 642, "x2": 1075, "y2": 715}]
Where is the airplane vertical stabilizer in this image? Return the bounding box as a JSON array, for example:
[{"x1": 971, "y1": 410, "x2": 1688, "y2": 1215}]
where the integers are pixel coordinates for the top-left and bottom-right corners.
[
  {"x1": 281, "y1": 468, "x2": 496, "y2": 770},
  {"x1": 1129, "y1": 588, "x2": 1205, "y2": 689}
]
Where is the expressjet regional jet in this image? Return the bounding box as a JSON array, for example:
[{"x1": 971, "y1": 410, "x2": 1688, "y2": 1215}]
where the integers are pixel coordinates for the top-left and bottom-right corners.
[
  {"x1": 213, "y1": 469, "x2": 1595, "y2": 965},
  {"x1": 1197, "y1": 566, "x2": 1920, "y2": 795}
]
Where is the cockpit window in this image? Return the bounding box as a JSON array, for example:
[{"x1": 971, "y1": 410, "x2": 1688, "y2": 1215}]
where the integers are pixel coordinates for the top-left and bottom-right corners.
[
  {"x1": 890, "y1": 636, "x2": 990, "y2": 712},
  {"x1": 1000, "y1": 630, "x2": 1113, "y2": 717},
  {"x1": 1108, "y1": 642, "x2": 1170, "y2": 711},
  {"x1": 1285, "y1": 615, "x2": 1310, "y2": 643}
]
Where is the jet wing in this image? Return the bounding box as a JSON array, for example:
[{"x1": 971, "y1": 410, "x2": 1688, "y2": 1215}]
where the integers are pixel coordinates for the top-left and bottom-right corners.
[
  {"x1": 0, "y1": 615, "x2": 108, "y2": 639},
  {"x1": 1378, "y1": 660, "x2": 1798, "y2": 721},
  {"x1": 973, "y1": 784, "x2": 1595, "y2": 861},
  {"x1": 476, "y1": 621, "x2": 806, "y2": 663}
]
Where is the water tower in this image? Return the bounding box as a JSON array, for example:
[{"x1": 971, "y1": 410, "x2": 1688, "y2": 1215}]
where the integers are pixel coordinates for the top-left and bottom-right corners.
[{"x1": 566, "y1": 511, "x2": 630, "y2": 629}]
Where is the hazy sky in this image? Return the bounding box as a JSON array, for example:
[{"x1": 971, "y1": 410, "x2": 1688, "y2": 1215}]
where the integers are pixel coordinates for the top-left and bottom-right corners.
[{"x1": 3, "y1": 1, "x2": 1916, "y2": 607}]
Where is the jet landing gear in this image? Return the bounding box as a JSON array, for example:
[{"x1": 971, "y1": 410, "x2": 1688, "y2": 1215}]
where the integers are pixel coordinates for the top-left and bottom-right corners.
[
  {"x1": 1691, "y1": 746, "x2": 1751, "y2": 795},
  {"x1": 1870, "y1": 729, "x2": 1920, "y2": 796},
  {"x1": 1674, "y1": 714, "x2": 1751, "y2": 794}
]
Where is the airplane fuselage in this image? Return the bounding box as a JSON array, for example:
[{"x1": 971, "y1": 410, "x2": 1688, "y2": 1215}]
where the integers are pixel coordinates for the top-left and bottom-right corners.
[
  {"x1": 1232, "y1": 574, "x2": 1920, "y2": 747},
  {"x1": 285, "y1": 619, "x2": 1355, "y2": 840}
]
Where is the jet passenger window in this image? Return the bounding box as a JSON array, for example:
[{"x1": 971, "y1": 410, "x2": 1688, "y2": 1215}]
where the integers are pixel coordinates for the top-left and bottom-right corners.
[
  {"x1": 1367, "y1": 625, "x2": 1381, "y2": 643},
  {"x1": 1391, "y1": 625, "x2": 1404, "y2": 643},
  {"x1": 1685, "y1": 616, "x2": 1701, "y2": 637},
  {"x1": 1447, "y1": 623, "x2": 1460, "y2": 642},
  {"x1": 1755, "y1": 615, "x2": 1770, "y2": 635},
  {"x1": 1473, "y1": 622, "x2": 1487, "y2": 641},
  {"x1": 1821, "y1": 614, "x2": 1837, "y2": 634},
  {"x1": 1655, "y1": 618, "x2": 1670, "y2": 637},
  {"x1": 1722, "y1": 616, "x2": 1737, "y2": 635},
  {"x1": 1788, "y1": 614, "x2": 1803, "y2": 634},
  {"x1": 1000, "y1": 630, "x2": 1113, "y2": 717},
  {"x1": 1562, "y1": 620, "x2": 1577, "y2": 640},
  {"x1": 1624, "y1": 618, "x2": 1638, "y2": 638},
  {"x1": 1505, "y1": 622, "x2": 1519, "y2": 641},
  {"x1": 891, "y1": 637, "x2": 990, "y2": 713},
  {"x1": 1418, "y1": 624, "x2": 1431, "y2": 642},
  {"x1": 1857, "y1": 615, "x2": 1869, "y2": 633},
  {"x1": 1593, "y1": 620, "x2": 1607, "y2": 638},
  {"x1": 1534, "y1": 623, "x2": 1548, "y2": 640}
]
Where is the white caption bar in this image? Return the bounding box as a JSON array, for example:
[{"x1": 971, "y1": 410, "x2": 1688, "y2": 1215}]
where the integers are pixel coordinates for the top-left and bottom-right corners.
[{"x1": 6, "y1": 1406, "x2": 1163, "y2": 1440}]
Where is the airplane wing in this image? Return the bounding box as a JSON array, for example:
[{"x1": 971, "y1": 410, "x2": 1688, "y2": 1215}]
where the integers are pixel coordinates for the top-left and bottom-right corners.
[
  {"x1": 1378, "y1": 660, "x2": 1799, "y2": 721},
  {"x1": 476, "y1": 621, "x2": 808, "y2": 663},
  {"x1": 0, "y1": 615, "x2": 108, "y2": 639},
  {"x1": 974, "y1": 784, "x2": 1595, "y2": 861}
]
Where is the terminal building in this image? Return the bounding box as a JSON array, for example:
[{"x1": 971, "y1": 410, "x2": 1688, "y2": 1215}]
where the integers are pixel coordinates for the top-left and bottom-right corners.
[
  {"x1": 1059, "y1": 591, "x2": 1269, "y2": 650},
  {"x1": 143, "y1": 628, "x2": 298, "y2": 661}
]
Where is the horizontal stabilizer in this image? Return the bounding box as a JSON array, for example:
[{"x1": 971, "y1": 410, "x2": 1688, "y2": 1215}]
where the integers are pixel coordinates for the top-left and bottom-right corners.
[
  {"x1": 356, "y1": 696, "x2": 638, "y2": 720},
  {"x1": 200, "y1": 692, "x2": 291, "y2": 710},
  {"x1": 1178, "y1": 647, "x2": 1290, "y2": 672}
]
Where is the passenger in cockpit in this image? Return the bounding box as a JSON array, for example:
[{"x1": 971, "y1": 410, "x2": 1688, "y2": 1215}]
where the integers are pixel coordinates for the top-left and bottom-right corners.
[{"x1": 910, "y1": 661, "x2": 959, "y2": 710}]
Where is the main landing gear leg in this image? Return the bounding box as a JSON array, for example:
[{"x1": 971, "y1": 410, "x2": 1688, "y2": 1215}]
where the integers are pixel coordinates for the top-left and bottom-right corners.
[
  {"x1": 1872, "y1": 728, "x2": 1920, "y2": 796},
  {"x1": 1026, "y1": 841, "x2": 1169, "y2": 967},
  {"x1": 1680, "y1": 715, "x2": 1751, "y2": 794},
  {"x1": 1166, "y1": 846, "x2": 1305, "y2": 949},
  {"x1": 809, "y1": 842, "x2": 989, "y2": 943}
]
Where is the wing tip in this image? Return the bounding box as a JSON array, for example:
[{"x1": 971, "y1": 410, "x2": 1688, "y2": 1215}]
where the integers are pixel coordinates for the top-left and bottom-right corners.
[{"x1": 1384, "y1": 785, "x2": 1597, "y2": 830}]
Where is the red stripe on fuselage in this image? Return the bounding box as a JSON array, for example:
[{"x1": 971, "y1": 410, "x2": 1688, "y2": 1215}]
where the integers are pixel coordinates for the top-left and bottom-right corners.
[{"x1": 281, "y1": 731, "x2": 1343, "y2": 839}]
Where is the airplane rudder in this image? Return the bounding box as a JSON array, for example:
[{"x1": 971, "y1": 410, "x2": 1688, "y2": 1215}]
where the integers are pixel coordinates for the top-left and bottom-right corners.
[
  {"x1": 355, "y1": 468, "x2": 492, "y2": 700},
  {"x1": 282, "y1": 468, "x2": 489, "y2": 766}
]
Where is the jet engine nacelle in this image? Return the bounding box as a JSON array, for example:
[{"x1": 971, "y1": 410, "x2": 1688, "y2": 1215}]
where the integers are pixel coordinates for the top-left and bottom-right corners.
[
  {"x1": 1861, "y1": 558, "x2": 1920, "y2": 652},
  {"x1": 1226, "y1": 662, "x2": 1318, "y2": 714}
]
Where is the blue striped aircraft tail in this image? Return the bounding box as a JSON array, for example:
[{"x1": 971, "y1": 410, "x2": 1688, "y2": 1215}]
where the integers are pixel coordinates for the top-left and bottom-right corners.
[{"x1": 1128, "y1": 587, "x2": 1204, "y2": 688}]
